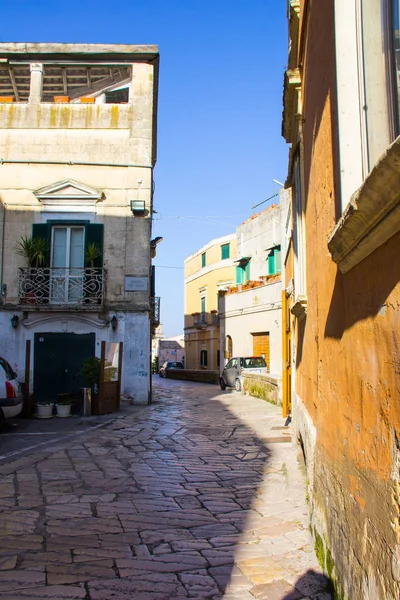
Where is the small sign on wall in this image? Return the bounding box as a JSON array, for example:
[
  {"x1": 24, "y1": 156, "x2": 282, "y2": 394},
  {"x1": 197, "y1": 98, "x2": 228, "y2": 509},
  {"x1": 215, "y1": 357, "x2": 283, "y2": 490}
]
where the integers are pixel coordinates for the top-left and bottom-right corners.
[{"x1": 125, "y1": 276, "x2": 148, "y2": 292}]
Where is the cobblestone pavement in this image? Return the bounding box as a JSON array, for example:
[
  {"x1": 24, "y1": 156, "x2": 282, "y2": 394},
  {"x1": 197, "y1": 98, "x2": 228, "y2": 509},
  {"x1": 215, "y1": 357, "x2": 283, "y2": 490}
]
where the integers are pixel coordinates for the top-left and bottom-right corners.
[{"x1": 0, "y1": 379, "x2": 334, "y2": 599}]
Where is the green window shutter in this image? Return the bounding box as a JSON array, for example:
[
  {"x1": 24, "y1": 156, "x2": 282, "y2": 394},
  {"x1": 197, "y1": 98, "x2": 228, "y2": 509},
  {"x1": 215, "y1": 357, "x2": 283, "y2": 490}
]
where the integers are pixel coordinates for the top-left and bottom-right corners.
[
  {"x1": 275, "y1": 247, "x2": 281, "y2": 273},
  {"x1": 236, "y1": 266, "x2": 244, "y2": 284},
  {"x1": 245, "y1": 261, "x2": 251, "y2": 282},
  {"x1": 32, "y1": 223, "x2": 51, "y2": 267},
  {"x1": 221, "y1": 243, "x2": 230, "y2": 260},
  {"x1": 85, "y1": 223, "x2": 104, "y2": 267},
  {"x1": 267, "y1": 252, "x2": 275, "y2": 275},
  {"x1": 201, "y1": 253, "x2": 206, "y2": 268}
]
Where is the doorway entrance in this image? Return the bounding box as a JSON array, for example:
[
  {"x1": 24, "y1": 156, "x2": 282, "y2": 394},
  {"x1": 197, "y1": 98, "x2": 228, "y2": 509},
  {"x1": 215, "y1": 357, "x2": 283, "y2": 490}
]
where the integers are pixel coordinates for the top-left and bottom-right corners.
[
  {"x1": 34, "y1": 332, "x2": 95, "y2": 402},
  {"x1": 252, "y1": 332, "x2": 270, "y2": 371}
]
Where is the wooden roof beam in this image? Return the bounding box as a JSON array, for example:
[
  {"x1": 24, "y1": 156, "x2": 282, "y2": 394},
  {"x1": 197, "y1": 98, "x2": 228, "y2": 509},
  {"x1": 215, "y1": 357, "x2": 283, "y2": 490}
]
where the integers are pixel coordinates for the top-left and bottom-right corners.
[
  {"x1": 62, "y1": 68, "x2": 68, "y2": 94},
  {"x1": 8, "y1": 66, "x2": 20, "y2": 101}
]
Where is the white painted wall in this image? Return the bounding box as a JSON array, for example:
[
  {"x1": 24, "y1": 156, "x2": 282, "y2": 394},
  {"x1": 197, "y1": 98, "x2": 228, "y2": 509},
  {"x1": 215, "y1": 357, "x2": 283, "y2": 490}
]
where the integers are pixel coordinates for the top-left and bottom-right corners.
[
  {"x1": 236, "y1": 203, "x2": 283, "y2": 279},
  {"x1": 334, "y1": 0, "x2": 364, "y2": 208},
  {"x1": 1, "y1": 310, "x2": 150, "y2": 404},
  {"x1": 220, "y1": 281, "x2": 282, "y2": 376}
]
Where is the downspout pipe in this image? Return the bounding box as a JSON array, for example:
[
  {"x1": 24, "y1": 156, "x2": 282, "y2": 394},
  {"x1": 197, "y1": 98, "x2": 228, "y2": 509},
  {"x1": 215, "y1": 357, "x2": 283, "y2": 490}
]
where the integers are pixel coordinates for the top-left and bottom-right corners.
[{"x1": 0, "y1": 204, "x2": 5, "y2": 304}]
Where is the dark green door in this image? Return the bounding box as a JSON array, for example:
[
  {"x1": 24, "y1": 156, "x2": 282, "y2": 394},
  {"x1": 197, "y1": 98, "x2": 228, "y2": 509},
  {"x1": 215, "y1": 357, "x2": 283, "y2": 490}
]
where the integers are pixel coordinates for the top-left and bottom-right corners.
[{"x1": 34, "y1": 333, "x2": 95, "y2": 402}]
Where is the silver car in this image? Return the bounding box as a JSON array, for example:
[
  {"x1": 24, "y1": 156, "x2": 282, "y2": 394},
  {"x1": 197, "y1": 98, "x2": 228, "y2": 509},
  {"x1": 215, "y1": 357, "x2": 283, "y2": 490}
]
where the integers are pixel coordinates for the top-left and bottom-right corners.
[{"x1": 219, "y1": 356, "x2": 268, "y2": 392}]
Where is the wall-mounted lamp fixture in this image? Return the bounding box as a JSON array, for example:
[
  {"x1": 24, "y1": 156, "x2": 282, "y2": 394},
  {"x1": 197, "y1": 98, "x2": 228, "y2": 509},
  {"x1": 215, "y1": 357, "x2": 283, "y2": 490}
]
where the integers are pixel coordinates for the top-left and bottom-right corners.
[
  {"x1": 11, "y1": 314, "x2": 19, "y2": 329},
  {"x1": 110, "y1": 315, "x2": 118, "y2": 331},
  {"x1": 150, "y1": 236, "x2": 163, "y2": 259},
  {"x1": 130, "y1": 200, "x2": 146, "y2": 215}
]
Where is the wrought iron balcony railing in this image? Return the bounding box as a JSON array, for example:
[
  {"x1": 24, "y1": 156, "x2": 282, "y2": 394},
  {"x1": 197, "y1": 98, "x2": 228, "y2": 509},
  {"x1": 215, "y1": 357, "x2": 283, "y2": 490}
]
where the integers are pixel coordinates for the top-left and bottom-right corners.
[
  {"x1": 18, "y1": 267, "x2": 105, "y2": 306},
  {"x1": 193, "y1": 312, "x2": 207, "y2": 327},
  {"x1": 151, "y1": 296, "x2": 160, "y2": 327}
]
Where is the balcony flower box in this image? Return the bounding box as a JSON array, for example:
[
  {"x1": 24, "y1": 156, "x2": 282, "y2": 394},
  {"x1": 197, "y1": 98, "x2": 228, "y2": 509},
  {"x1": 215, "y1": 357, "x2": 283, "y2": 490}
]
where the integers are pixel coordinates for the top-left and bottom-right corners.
[
  {"x1": 80, "y1": 97, "x2": 96, "y2": 103},
  {"x1": 54, "y1": 96, "x2": 69, "y2": 103},
  {"x1": 0, "y1": 96, "x2": 14, "y2": 103}
]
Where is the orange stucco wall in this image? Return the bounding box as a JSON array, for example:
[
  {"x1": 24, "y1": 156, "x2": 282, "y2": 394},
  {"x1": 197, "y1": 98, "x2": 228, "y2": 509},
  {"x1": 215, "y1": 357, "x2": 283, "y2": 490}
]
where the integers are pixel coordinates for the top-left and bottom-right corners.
[{"x1": 293, "y1": 1, "x2": 400, "y2": 598}]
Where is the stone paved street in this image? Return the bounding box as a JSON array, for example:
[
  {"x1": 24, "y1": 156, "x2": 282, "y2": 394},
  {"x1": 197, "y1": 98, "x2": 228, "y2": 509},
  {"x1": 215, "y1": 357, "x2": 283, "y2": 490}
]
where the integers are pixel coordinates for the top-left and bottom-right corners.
[{"x1": 0, "y1": 379, "x2": 334, "y2": 599}]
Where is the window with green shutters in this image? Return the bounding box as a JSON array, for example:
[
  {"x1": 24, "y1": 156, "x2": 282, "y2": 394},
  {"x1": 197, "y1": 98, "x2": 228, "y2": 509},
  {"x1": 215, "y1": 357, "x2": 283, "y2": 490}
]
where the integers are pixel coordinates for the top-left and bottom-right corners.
[
  {"x1": 236, "y1": 266, "x2": 244, "y2": 285},
  {"x1": 267, "y1": 246, "x2": 281, "y2": 275},
  {"x1": 236, "y1": 260, "x2": 251, "y2": 284},
  {"x1": 221, "y1": 243, "x2": 230, "y2": 260},
  {"x1": 201, "y1": 252, "x2": 206, "y2": 268},
  {"x1": 245, "y1": 261, "x2": 251, "y2": 281},
  {"x1": 32, "y1": 222, "x2": 104, "y2": 268}
]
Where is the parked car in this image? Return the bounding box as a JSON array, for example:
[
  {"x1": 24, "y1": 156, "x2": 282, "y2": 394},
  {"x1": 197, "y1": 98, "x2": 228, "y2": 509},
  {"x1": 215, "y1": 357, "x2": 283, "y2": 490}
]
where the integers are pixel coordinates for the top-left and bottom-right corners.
[
  {"x1": 159, "y1": 361, "x2": 185, "y2": 378},
  {"x1": 219, "y1": 356, "x2": 268, "y2": 392},
  {"x1": 0, "y1": 357, "x2": 23, "y2": 430}
]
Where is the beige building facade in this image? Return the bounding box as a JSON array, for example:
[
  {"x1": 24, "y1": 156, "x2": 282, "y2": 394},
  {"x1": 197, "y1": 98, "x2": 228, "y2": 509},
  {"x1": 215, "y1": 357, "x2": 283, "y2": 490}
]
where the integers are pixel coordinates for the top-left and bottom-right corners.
[
  {"x1": 0, "y1": 43, "x2": 159, "y2": 404},
  {"x1": 184, "y1": 234, "x2": 236, "y2": 370}
]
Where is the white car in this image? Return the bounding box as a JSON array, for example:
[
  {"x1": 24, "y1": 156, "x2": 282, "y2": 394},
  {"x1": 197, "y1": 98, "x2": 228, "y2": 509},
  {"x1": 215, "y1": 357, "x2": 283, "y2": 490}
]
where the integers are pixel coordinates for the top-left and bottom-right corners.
[
  {"x1": 219, "y1": 356, "x2": 268, "y2": 392},
  {"x1": 0, "y1": 357, "x2": 23, "y2": 429}
]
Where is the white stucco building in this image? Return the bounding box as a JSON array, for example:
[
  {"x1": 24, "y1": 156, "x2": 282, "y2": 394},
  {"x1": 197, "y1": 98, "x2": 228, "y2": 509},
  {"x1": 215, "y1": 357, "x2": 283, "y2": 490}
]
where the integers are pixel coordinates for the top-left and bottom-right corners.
[
  {"x1": 0, "y1": 43, "x2": 159, "y2": 404},
  {"x1": 158, "y1": 335, "x2": 185, "y2": 367},
  {"x1": 219, "y1": 191, "x2": 289, "y2": 378}
]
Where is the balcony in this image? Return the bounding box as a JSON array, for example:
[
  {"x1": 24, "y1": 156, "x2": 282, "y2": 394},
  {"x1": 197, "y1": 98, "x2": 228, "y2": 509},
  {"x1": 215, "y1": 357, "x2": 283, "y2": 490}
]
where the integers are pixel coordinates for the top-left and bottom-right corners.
[
  {"x1": 18, "y1": 267, "x2": 105, "y2": 308},
  {"x1": 210, "y1": 311, "x2": 219, "y2": 325},
  {"x1": 151, "y1": 296, "x2": 160, "y2": 327},
  {"x1": 192, "y1": 312, "x2": 207, "y2": 328}
]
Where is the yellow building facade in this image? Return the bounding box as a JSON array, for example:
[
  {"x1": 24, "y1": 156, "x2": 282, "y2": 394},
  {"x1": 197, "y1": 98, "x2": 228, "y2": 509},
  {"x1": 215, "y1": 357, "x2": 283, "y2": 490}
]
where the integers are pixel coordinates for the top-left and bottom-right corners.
[{"x1": 184, "y1": 234, "x2": 236, "y2": 371}]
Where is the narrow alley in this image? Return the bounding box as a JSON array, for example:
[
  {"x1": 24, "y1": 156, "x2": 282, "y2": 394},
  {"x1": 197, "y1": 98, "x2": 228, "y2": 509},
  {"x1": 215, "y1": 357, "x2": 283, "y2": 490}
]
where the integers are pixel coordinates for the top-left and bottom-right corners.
[{"x1": 0, "y1": 380, "x2": 332, "y2": 599}]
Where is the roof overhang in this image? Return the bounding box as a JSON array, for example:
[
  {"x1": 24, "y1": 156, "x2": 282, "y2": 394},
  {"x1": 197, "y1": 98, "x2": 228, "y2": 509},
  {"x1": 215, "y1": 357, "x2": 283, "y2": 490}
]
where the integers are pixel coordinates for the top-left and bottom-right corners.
[
  {"x1": 234, "y1": 256, "x2": 251, "y2": 264},
  {"x1": 0, "y1": 43, "x2": 159, "y2": 63}
]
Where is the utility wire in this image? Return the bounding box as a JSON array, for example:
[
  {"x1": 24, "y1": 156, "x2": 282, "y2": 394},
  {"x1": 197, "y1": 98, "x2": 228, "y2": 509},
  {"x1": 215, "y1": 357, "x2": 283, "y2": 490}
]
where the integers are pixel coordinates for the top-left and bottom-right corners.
[{"x1": 153, "y1": 265, "x2": 184, "y2": 269}]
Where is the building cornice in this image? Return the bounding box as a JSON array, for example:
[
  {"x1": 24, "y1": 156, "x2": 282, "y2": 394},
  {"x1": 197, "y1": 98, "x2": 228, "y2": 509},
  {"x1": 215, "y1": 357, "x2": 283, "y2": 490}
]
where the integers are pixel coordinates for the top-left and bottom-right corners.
[{"x1": 328, "y1": 136, "x2": 400, "y2": 273}]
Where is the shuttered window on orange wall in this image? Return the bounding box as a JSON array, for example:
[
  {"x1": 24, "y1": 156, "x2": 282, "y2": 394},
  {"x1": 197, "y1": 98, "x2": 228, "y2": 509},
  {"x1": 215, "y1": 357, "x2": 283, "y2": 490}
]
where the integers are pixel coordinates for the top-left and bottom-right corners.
[{"x1": 252, "y1": 332, "x2": 270, "y2": 371}]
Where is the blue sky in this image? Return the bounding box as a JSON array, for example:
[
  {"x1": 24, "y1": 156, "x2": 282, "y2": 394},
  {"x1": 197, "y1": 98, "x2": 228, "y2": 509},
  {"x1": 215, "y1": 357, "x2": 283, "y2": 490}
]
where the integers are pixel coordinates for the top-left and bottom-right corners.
[{"x1": 3, "y1": 0, "x2": 288, "y2": 336}]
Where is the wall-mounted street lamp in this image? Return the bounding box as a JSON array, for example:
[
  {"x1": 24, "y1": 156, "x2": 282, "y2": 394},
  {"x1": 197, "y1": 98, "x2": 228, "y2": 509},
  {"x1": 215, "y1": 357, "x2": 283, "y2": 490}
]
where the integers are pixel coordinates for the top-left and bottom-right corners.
[
  {"x1": 110, "y1": 315, "x2": 118, "y2": 331},
  {"x1": 150, "y1": 236, "x2": 163, "y2": 258},
  {"x1": 11, "y1": 314, "x2": 19, "y2": 329},
  {"x1": 130, "y1": 200, "x2": 146, "y2": 215}
]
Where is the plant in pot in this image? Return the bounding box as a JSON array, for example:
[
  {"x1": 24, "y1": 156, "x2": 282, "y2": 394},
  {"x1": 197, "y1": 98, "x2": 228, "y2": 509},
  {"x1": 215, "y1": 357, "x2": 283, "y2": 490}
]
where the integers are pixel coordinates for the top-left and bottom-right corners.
[
  {"x1": 36, "y1": 401, "x2": 54, "y2": 419},
  {"x1": 16, "y1": 235, "x2": 49, "y2": 304},
  {"x1": 84, "y1": 242, "x2": 102, "y2": 304},
  {"x1": 16, "y1": 235, "x2": 48, "y2": 268},
  {"x1": 80, "y1": 357, "x2": 117, "y2": 414},
  {"x1": 55, "y1": 393, "x2": 72, "y2": 418}
]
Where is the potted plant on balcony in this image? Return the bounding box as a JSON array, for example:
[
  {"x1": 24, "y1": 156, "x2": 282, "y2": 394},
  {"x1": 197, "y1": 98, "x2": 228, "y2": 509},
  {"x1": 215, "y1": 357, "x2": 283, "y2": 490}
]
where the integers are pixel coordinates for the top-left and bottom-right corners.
[
  {"x1": 16, "y1": 235, "x2": 48, "y2": 268},
  {"x1": 16, "y1": 235, "x2": 49, "y2": 304},
  {"x1": 84, "y1": 242, "x2": 102, "y2": 304}
]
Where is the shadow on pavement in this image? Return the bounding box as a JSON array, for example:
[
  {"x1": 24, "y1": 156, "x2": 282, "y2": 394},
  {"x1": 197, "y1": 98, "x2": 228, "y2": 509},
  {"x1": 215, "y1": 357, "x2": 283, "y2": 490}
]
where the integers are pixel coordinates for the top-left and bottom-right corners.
[
  {"x1": 0, "y1": 378, "x2": 320, "y2": 600},
  {"x1": 280, "y1": 569, "x2": 335, "y2": 599}
]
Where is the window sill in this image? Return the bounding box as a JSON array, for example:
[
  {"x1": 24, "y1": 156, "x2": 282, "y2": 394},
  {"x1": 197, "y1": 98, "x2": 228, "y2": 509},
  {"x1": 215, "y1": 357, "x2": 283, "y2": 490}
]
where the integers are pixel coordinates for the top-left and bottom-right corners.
[
  {"x1": 291, "y1": 295, "x2": 307, "y2": 319},
  {"x1": 328, "y1": 136, "x2": 400, "y2": 274}
]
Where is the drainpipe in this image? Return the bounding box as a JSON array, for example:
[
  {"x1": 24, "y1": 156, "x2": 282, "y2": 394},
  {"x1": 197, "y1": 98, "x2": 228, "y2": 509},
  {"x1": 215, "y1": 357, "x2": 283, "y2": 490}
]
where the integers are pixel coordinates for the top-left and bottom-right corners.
[{"x1": 0, "y1": 204, "x2": 6, "y2": 305}]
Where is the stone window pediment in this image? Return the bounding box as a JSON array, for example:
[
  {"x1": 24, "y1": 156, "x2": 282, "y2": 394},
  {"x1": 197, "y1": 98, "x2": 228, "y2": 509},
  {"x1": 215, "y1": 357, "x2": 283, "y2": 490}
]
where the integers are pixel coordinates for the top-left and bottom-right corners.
[{"x1": 34, "y1": 179, "x2": 103, "y2": 213}]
